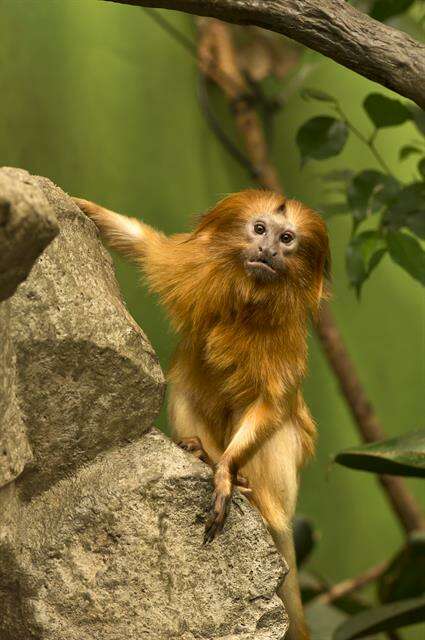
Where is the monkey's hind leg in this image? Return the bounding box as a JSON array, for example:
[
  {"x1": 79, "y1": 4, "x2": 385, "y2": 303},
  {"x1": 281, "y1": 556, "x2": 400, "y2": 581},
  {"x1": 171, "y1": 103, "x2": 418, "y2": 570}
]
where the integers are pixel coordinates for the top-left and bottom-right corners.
[
  {"x1": 242, "y1": 427, "x2": 310, "y2": 640},
  {"x1": 177, "y1": 432, "x2": 252, "y2": 502},
  {"x1": 169, "y1": 386, "x2": 223, "y2": 465},
  {"x1": 170, "y1": 388, "x2": 251, "y2": 534}
]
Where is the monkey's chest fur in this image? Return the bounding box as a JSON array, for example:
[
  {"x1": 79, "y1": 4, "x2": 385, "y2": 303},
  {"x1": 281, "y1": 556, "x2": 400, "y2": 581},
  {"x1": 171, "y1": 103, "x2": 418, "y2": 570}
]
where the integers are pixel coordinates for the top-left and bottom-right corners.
[{"x1": 169, "y1": 317, "x2": 314, "y2": 458}]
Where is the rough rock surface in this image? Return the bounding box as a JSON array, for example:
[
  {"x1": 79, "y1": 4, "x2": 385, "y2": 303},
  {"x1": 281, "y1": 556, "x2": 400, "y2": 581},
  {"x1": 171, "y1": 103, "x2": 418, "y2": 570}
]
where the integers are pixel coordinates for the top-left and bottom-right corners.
[
  {"x1": 0, "y1": 301, "x2": 33, "y2": 488},
  {"x1": 0, "y1": 167, "x2": 58, "y2": 488},
  {"x1": 8, "y1": 172, "x2": 165, "y2": 499},
  {"x1": 0, "y1": 167, "x2": 58, "y2": 302},
  {"x1": 0, "y1": 167, "x2": 288, "y2": 640},
  {"x1": 0, "y1": 431, "x2": 287, "y2": 640}
]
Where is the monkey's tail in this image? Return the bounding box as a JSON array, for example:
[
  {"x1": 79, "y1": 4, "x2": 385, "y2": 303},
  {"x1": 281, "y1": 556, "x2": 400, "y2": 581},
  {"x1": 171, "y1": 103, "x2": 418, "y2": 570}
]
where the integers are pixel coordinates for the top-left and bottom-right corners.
[
  {"x1": 73, "y1": 197, "x2": 152, "y2": 261},
  {"x1": 271, "y1": 527, "x2": 310, "y2": 640}
]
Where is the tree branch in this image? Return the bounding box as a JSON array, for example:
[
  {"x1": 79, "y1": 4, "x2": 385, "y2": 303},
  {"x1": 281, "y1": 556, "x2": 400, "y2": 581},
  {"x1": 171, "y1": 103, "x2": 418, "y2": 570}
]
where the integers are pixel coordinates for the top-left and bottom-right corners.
[
  {"x1": 316, "y1": 560, "x2": 388, "y2": 605},
  {"x1": 195, "y1": 18, "x2": 425, "y2": 535},
  {"x1": 107, "y1": 0, "x2": 425, "y2": 109},
  {"x1": 316, "y1": 306, "x2": 425, "y2": 533}
]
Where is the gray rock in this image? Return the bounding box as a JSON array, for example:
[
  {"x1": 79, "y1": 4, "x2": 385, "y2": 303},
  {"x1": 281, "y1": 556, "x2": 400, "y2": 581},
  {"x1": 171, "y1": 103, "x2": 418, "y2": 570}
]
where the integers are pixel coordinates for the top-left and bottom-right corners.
[
  {"x1": 0, "y1": 430, "x2": 287, "y2": 640},
  {"x1": 0, "y1": 167, "x2": 58, "y2": 488},
  {"x1": 8, "y1": 174, "x2": 165, "y2": 499},
  {"x1": 0, "y1": 168, "x2": 288, "y2": 639},
  {"x1": 0, "y1": 167, "x2": 58, "y2": 302},
  {"x1": 0, "y1": 301, "x2": 33, "y2": 489}
]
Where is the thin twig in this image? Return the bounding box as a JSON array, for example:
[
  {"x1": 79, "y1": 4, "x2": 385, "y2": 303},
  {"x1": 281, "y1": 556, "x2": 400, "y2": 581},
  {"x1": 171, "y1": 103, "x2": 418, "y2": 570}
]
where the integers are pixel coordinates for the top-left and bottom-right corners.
[
  {"x1": 143, "y1": 8, "x2": 254, "y2": 103},
  {"x1": 316, "y1": 307, "x2": 425, "y2": 533},
  {"x1": 144, "y1": 9, "x2": 281, "y2": 188},
  {"x1": 143, "y1": 7, "x2": 198, "y2": 55},
  {"x1": 334, "y1": 104, "x2": 394, "y2": 177},
  {"x1": 315, "y1": 560, "x2": 401, "y2": 640},
  {"x1": 197, "y1": 19, "x2": 282, "y2": 191},
  {"x1": 315, "y1": 560, "x2": 388, "y2": 605},
  {"x1": 197, "y1": 74, "x2": 259, "y2": 177},
  {"x1": 196, "y1": 21, "x2": 280, "y2": 191}
]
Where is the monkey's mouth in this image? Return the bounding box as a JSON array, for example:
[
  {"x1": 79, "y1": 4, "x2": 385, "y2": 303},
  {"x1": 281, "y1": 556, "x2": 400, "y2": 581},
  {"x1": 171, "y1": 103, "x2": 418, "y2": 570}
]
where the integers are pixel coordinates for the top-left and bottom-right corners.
[{"x1": 246, "y1": 258, "x2": 277, "y2": 274}]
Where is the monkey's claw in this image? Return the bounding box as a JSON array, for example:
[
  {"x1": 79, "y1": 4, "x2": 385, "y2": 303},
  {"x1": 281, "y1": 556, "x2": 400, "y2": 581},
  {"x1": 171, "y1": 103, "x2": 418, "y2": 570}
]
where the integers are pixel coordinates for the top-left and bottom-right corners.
[{"x1": 203, "y1": 490, "x2": 232, "y2": 544}]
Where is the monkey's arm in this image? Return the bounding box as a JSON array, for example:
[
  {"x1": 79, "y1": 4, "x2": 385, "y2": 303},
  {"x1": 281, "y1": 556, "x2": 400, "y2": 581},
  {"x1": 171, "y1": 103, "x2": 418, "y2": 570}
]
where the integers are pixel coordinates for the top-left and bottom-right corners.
[
  {"x1": 73, "y1": 197, "x2": 207, "y2": 334},
  {"x1": 204, "y1": 399, "x2": 276, "y2": 542},
  {"x1": 73, "y1": 197, "x2": 164, "y2": 261},
  {"x1": 73, "y1": 197, "x2": 185, "y2": 310}
]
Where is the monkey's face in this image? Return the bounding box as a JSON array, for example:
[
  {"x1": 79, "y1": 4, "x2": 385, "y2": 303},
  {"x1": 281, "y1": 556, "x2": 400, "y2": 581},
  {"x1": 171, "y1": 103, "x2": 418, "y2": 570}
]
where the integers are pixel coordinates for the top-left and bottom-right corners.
[
  {"x1": 243, "y1": 211, "x2": 298, "y2": 283},
  {"x1": 241, "y1": 197, "x2": 329, "y2": 290},
  {"x1": 196, "y1": 190, "x2": 330, "y2": 304}
]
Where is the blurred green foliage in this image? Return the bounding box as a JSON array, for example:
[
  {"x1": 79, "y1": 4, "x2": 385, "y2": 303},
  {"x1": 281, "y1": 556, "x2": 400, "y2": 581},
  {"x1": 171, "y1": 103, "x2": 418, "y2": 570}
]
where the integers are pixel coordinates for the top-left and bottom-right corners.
[
  {"x1": 296, "y1": 89, "x2": 425, "y2": 294},
  {"x1": 0, "y1": 1, "x2": 423, "y2": 636}
]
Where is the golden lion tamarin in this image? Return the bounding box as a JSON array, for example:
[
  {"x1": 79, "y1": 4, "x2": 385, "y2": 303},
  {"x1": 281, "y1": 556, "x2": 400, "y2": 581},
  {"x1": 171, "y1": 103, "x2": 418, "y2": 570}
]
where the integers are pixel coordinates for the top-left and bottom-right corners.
[{"x1": 73, "y1": 190, "x2": 330, "y2": 640}]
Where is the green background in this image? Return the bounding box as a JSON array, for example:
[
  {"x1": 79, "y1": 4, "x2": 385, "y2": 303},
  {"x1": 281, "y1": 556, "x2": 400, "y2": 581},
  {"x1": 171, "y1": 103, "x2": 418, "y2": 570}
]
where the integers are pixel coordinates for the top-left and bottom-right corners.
[{"x1": 1, "y1": 0, "x2": 423, "y2": 632}]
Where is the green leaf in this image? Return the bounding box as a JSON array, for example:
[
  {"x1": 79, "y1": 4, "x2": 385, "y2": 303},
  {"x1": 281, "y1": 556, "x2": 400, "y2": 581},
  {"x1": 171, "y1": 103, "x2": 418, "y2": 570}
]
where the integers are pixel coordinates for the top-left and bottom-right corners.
[
  {"x1": 379, "y1": 532, "x2": 425, "y2": 604},
  {"x1": 418, "y1": 157, "x2": 425, "y2": 179},
  {"x1": 407, "y1": 213, "x2": 425, "y2": 239},
  {"x1": 387, "y1": 230, "x2": 425, "y2": 285},
  {"x1": 294, "y1": 516, "x2": 317, "y2": 567},
  {"x1": 296, "y1": 117, "x2": 349, "y2": 164},
  {"x1": 363, "y1": 94, "x2": 412, "y2": 129},
  {"x1": 384, "y1": 182, "x2": 425, "y2": 239},
  {"x1": 301, "y1": 87, "x2": 337, "y2": 104},
  {"x1": 370, "y1": 0, "x2": 415, "y2": 22},
  {"x1": 347, "y1": 170, "x2": 399, "y2": 222},
  {"x1": 335, "y1": 429, "x2": 425, "y2": 477},
  {"x1": 307, "y1": 602, "x2": 347, "y2": 640},
  {"x1": 399, "y1": 145, "x2": 422, "y2": 161},
  {"x1": 333, "y1": 595, "x2": 425, "y2": 639},
  {"x1": 346, "y1": 230, "x2": 386, "y2": 294}
]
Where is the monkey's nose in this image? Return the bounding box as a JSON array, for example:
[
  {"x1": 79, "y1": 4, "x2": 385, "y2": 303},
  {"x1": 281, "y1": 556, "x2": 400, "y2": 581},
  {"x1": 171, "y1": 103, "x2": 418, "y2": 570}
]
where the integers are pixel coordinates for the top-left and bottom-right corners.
[{"x1": 258, "y1": 247, "x2": 277, "y2": 258}]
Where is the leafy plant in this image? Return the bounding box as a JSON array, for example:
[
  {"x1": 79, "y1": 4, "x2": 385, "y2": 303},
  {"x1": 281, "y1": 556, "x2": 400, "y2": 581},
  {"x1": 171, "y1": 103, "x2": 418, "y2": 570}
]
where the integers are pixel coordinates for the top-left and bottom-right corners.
[
  {"x1": 297, "y1": 90, "x2": 425, "y2": 294},
  {"x1": 334, "y1": 429, "x2": 425, "y2": 477},
  {"x1": 298, "y1": 431, "x2": 425, "y2": 637},
  {"x1": 296, "y1": 116, "x2": 349, "y2": 166},
  {"x1": 334, "y1": 595, "x2": 425, "y2": 639},
  {"x1": 326, "y1": 430, "x2": 425, "y2": 637},
  {"x1": 378, "y1": 532, "x2": 425, "y2": 603}
]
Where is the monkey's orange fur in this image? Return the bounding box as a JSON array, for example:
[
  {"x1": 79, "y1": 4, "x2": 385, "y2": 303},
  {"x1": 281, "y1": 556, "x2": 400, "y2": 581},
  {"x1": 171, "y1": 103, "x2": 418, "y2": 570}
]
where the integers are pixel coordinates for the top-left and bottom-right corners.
[{"x1": 74, "y1": 190, "x2": 330, "y2": 640}]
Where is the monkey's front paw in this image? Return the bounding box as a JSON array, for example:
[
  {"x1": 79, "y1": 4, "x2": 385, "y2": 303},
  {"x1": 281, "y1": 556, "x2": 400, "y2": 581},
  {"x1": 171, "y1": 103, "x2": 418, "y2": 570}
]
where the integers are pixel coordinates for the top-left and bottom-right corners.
[
  {"x1": 177, "y1": 436, "x2": 212, "y2": 465},
  {"x1": 203, "y1": 490, "x2": 232, "y2": 544}
]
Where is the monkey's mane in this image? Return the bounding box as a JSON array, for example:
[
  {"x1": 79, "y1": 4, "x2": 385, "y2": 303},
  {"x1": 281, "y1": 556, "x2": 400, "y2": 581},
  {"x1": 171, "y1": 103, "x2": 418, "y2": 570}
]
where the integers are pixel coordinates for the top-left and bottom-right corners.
[{"x1": 142, "y1": 190, "x2": 329, "y2": 337}]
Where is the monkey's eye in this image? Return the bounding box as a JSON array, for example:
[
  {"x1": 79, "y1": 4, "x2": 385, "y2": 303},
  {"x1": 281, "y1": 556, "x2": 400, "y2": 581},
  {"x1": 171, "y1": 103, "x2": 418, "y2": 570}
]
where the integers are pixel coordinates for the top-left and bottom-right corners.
[
  {"x1": 254, "y1": 223, "x2": 266, "y2": 235},
  {"x1": 280, "y1": 231, "x2": 295, "y2": 244}
]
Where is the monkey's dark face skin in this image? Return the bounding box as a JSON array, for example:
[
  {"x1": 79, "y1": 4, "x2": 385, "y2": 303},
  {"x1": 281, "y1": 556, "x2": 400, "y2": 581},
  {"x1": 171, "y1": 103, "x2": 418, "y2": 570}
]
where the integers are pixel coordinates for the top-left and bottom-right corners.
[{"x1": 243, "y1": 212, "x2": 298, "y2": 283}]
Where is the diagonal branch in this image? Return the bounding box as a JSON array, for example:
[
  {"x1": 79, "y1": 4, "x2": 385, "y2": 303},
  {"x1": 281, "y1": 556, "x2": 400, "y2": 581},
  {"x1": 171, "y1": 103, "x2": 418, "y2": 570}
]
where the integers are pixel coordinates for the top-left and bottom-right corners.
[
  {"x1": 316, "y1": 307, "x2": 425, "y2": 533},
  {"x1": 316, "y1": 559, "x2": 388, "y2": 605},
  {"x1": 196, "y1": 17, "x2": 425, "y2": 534},
  {"x1": 107, "y1": 0, "x2": 425, "y2": 109}
]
